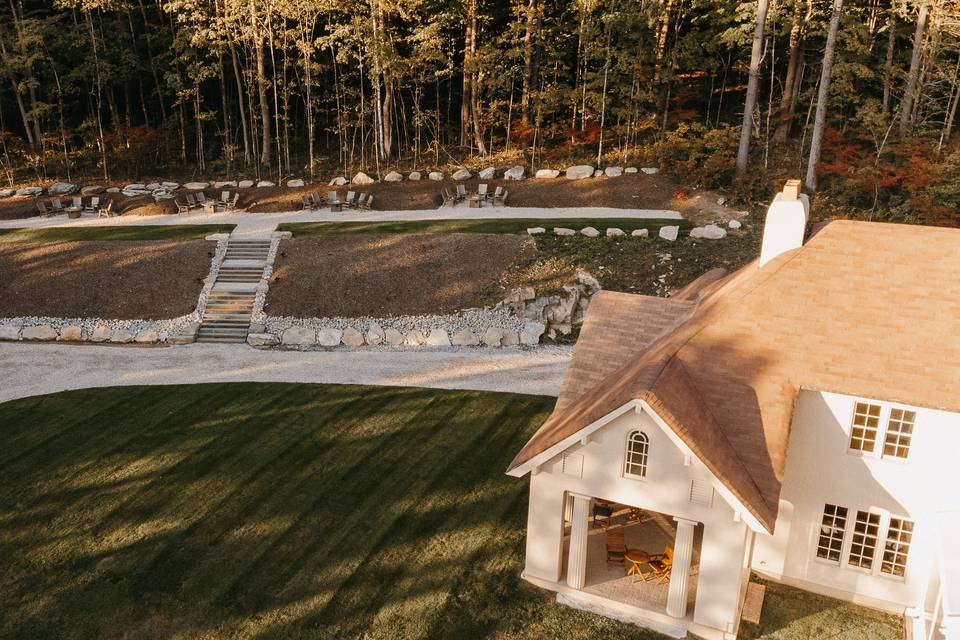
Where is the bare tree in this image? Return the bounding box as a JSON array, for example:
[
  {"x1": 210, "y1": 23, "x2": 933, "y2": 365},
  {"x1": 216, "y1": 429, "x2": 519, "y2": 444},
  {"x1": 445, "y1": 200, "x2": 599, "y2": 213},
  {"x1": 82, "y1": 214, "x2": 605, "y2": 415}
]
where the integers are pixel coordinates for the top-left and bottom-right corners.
[
  {"x1": 805, "y1": 0, "x2": 845, "y2": 192},
  {"x1": 899, "y1": 0, "x2": 931, "y2": 134},
  {"x1": 735, "y1": 0, "x2": 771, "y2": 176}
]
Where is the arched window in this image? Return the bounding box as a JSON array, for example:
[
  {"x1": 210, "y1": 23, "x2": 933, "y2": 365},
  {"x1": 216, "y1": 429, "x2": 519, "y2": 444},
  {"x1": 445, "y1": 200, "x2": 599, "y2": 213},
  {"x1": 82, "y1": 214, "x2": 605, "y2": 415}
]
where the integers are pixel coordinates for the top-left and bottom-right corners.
[{"x1": 624, "y1": 430, "x2": 649, "y2": 478}]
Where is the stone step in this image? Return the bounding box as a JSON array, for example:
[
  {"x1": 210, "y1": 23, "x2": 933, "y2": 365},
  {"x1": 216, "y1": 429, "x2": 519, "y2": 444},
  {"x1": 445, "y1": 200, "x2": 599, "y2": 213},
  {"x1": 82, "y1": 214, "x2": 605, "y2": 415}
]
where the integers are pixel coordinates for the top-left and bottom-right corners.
[
  {"x1": 196, "y1": 335, "x2": 248, "y2": 343},
  {"x1": 212, "y1": 282, "x2": 259, "y2": 292},
  {"x1": 221, "y1": 259, "x2": 267, "y2": 268}
]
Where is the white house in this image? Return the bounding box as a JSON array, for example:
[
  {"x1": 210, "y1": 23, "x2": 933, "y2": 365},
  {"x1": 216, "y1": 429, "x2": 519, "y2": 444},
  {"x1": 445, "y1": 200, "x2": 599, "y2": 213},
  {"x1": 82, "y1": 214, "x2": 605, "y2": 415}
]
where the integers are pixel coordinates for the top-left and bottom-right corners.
[{"x1": 506, "y1": 183, "x2": 960, "y2": 640}]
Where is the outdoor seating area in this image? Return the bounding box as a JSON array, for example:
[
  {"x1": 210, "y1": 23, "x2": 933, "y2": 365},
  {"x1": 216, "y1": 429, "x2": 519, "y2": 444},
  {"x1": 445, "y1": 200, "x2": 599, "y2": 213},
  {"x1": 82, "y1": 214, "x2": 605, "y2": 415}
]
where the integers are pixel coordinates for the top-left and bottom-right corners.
[
  {"x1": 563, "y1": 500, "x2": 701, "y2": 614},
  {"x1": 36, "y1": 196, "x2": 114, "y2": 218},
  {"x1": 302, "y1": 190, "x2": 374, "y2": 212},
  {"x1": 441, "y1": 183, "x2": 507, "y2": 207},
  {"x1": 175, "y1": 191, "x2": 240, "y2": 214}
]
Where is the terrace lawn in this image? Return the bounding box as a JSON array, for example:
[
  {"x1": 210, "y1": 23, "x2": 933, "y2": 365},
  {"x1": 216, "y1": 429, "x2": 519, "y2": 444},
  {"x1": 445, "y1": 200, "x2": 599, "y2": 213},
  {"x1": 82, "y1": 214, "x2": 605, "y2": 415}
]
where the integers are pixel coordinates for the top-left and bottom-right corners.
[
  {"x1": 0, "y1": 383, "x2": 661, "y2": 640},
  {"x1": 0, "y1": 224, "x2": 235, "y2": 243}
]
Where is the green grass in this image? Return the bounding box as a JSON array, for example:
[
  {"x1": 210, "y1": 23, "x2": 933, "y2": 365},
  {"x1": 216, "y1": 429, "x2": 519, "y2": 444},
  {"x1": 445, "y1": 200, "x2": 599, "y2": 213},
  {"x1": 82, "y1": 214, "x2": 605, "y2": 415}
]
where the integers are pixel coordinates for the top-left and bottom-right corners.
[
  {"x1": 0, "y1": 383, "x2": 664, "y2": 640},
  {"x1": 0, "y1": 383, "x2": 903, "y2": 640},
  {"x1": 738, "y1": 578, "x2": 902, "y2": 639},
  {"x1": 278, "y1": 218, "x2": 691, "y2": 236},
  {"x1": 0, "y1": 224, "x2": 235, "y2": 243}
]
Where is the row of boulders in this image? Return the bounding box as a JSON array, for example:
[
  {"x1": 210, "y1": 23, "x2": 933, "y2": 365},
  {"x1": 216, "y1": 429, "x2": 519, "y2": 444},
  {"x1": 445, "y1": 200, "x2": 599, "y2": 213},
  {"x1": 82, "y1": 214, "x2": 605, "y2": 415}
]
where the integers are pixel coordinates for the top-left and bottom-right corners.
[
  {"x1": 528, "y1": 226, "x2": 652, "y2": 238},
  {"x1": 0, "y1": 179, "x2": 282, "y2": 200},
  {"x1": 0, "y1": 321, "x2": 198, "y2": 345},
  {"x1": 327, "y1": 164, "x2": 658, "y2": 187},
  {"x1": 251, "y1": 321, "x2": 545, "y2": 349},
  {"x1": 528, "y1": 219, "x2": 744, "y2": 243}
]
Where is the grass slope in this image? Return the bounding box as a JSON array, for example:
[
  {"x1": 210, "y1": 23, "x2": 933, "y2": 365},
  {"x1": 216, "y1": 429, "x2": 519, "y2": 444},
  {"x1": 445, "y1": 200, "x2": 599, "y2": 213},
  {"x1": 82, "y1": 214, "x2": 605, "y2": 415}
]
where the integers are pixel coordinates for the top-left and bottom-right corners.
[
  {"x1": 278, "y1": 218, "x2": 690, "y2": 236},
  {"x1": 0, "y1": 224, "x2": 235, "y2": 243},
  {"x1": 0, "y1": 383, "x2": 661, "y2": 640}
]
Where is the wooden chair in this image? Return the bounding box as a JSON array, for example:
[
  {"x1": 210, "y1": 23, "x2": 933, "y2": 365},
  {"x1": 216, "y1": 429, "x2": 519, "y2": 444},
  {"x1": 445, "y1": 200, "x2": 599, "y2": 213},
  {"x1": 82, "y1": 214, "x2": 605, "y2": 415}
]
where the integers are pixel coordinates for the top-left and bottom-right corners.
[
  {"x1": 97, "y1": 200, "x2": 114, "y2": 218},
  {"x1": 592, "y1": 499, "x2": 613, "y2": 529},
  {"x1": 606, "y1": 531, "x2": 627, "y2": 567},
  {"x1": 345, "y1": 190, "x2": 357, "y2": 208},
  {"x1": 477, "y1": 183, "x2": 489, "y2": 199},
  {"x1": 492, "y1": 187, "x2": 508, "y2": 206},
  {"x1": 327, "y1": 191, "x2": 343, "y2": 211},
  {"x1": 301, "y1": 193, "x2": 315, "y2": 211},
  {"x1": 362, "y1": 194, "x2": 374, "y2": 210},
  {"x1": 357, "y1": 193, "x2": 369, "y2": 209},
  {"x1": 176, "y1": 193, "x2": 195, "y2": 214},
  {"x1": 71, "y1": 196, "x2": 82, "y2": 209},
  {"x1": 441, "y1": 188, "x2": 455, "y2": 206},
  {"x1": 220, "y1": 191, "x2": 230, "y2": 205},
  {"x1": 224, "y1": 193, "x2": 240, "y2": 212},
  {"x1": 455, "y1": 183, "x2": 467, "y2": 202},
  {"x1": 49, "y1": 198, "x2": 65, "y2": 213},
  {"x1": 36, "y1": 201, "x2": 50, "y2": 216},
  {"x1": 646, "y1": 546, "x2": 674, "y2": 584},
  {"x1": 84, "y1": 197, "x2": 99, "y2": 214}
]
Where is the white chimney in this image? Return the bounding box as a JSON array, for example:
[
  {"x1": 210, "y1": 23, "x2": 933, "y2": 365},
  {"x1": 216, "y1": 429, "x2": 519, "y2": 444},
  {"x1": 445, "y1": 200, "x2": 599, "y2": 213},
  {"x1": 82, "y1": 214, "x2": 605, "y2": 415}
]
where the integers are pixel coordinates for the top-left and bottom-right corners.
[{"x1": 759, "y1": 179, "x2": 810, "y2": 268}]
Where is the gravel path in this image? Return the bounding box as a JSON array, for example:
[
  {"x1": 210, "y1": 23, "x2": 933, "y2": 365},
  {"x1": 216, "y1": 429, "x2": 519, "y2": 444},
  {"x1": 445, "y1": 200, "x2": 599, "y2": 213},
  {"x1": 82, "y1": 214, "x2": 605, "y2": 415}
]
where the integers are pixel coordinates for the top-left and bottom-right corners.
[
  {"x1": 0, "y1": 205, "x2": 682, "y2": 238},
  {"x1": 0, "y1": 342, "x2": 572, "y2": 403}
]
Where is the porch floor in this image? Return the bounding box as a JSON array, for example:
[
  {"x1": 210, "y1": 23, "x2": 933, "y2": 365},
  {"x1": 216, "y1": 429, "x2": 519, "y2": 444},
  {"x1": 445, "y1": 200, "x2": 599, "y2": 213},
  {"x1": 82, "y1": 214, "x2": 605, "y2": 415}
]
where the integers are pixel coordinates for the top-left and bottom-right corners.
[{"x1": 565, "y1": 512, "x2": 700, "y2": 613}]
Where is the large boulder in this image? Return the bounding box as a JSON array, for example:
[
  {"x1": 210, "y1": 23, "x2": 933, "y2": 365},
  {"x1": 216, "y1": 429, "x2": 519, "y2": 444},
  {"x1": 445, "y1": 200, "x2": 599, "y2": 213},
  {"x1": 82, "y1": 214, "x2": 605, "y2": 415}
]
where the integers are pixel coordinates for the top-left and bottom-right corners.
[
  {"x1": 317, "y1": 327, "x2": 344, "y2": 347},
  {"x1": 606, "y1": 227, "x2": 625, "y2": 237},
  {"x1": 256, "y1": 180, "x2": 275, "y2": 188},
  {"x1": 109, "y1": 329, "x2": 134, "y2": 343},
  {"x1": 247, "y1": 333, "x2": 279, "y2": 347},
  {"x1": 425, "y1": 328, "x2": 450, "y2": 346},
  {"x1": 282, "y1": 325, "x2": 315, "y2": 346},
  {"x1": 134, "y1": 329, "x2": 159, "y2": 344},
  {"x1": 213, "y1": 181, "x2": 237, "y2": 189},
  {"x1": 383, "y1": 171, "x2": 403, "y2": 182},
  {"x1": 624, "y1": 167, "x2": 639, "y2": 174},
  {"x1": 593, "y1": 169, "x2": 604, "y2": 177},
  {"x1": 123, "y1": 183, "x2": 146, "y2": 191},
  {"x1": 328, "y1": 176, "x2": 348, "y2": 186},
  {"x1": 90, "y1": 325, "x2": 111, "y2": 342},
  {"x1": 49, "y1": 182, "x2": 78, "y2": 195},
  {"x1": 80, "y1": 185, "x2": 105, "y2": 196},
  {"x1": 501, "y1": 331, "x2": 520, "y2": 346},
  {"x1": 632, "y1": 228, "x2": 650, "y2": 237},
  {"x1": 0, "y1": 189, "x2": 15, "y2": 198},
  {"x1": 405, "y1": 329, "x2": 426, "y2": 346},
  {"x1": 451, "y1": 169, "x2": 472, "y2": 180},
  {"x1": 659, "y1": 225, "x2": 680, "y2": 242},
  {"x1": 184, "y1": 181, "x2": 209, "y2": 190},
  {"x1": 162, "y1": 181, "x2": 180, "y2": 190},
  {"x1": 527, "y1": 227, "x2": 546, "y2": 235},
  {"x1": 287, "y1": 178, "x2": 305, "y2": 188},
  {"x1": 503, "y1": 165, "x2": 525, "y2": 180},
  {"x1": 408, "y1": 171, "x2": 422, "y2": 181},
  {"x1": 428, "y1": 171, "x2": 444, "y2": 181},
  {"x1": 237, "y1": 180, "x2": 255, "y2": 189},
  {"x1": 59, "y1": 325, "x2": 83, "y2": 341},
  {"x1": 352, "y1": 172, "x2": 375, "y2": 185},
  {"x1": 690, "y1": 224, "x2": 727, "y2": 240},
  {"x1": 366, "y1": 322, "x2": 385, "y2": 345},
  {"x1": 342, "y1": 326, "x2": 365, "y2": 347},
  {"x1": 580, "y1": 227, "x2": 600, "y2": 238},
  {"x1": 604, "y1": 166, "x2": 624, "y2": 177},
  {"x1": 478, "y1": 167, "x2": 497, "y2": 180},
  {"x1": 16, "y1": 187, "x2": 43, "y2": 197},
  {"x1": 641, "y1": 167, "x2": 659, "y2": 175},
  {"x1": 535, "y1": 169, "x2": 561, "y2": 179},
  {"x1": 0, "y1": 324, "x2": 22, "y2": 340},
  {"x1": 481, "y1": 327, "x2": 503, "y2": 347},
  {"x1": 520, "y1": 321, "x2": 546, "y2": 345},
  {"x1": 554, "y1": 227, "x2": 576, "y2": 236},
  {"x1": 22, "y1": 325, "x2": 57, "y2": 341},
  {"x1": 728, "y1": 219, "x2": 742, "y2": 229},
  {"x1": 565, "y1": 165, "x2": 594, "y2": 180},
  {"x1": 384, "y1": 328, "x2": 405, "y2": 346}
]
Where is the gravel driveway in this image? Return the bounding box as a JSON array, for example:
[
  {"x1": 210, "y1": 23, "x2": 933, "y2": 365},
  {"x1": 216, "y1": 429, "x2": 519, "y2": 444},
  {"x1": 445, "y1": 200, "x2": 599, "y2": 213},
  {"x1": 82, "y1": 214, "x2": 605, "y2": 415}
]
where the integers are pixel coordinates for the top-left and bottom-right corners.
[{"x1": 0, "y1": 342, "x2": 571, "y2": 403}]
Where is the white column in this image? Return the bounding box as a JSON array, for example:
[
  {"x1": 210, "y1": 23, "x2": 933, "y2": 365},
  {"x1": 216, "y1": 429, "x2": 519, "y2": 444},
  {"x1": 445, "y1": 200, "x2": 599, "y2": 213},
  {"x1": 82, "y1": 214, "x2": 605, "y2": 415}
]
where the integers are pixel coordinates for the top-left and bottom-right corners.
[
  {"x1": 566, "y1": 493, "x2": 592, "y2": 589},
  {"x1": 667, "y1": 517, "x2": 698, "y2": 619}
]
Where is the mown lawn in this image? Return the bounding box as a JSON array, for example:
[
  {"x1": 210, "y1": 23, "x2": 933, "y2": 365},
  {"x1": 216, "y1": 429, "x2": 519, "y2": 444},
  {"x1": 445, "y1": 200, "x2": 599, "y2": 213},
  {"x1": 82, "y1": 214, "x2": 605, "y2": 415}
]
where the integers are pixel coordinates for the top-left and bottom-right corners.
[
  {"x1": 278, "y1": 218, "x2": 690, "y2": 236},
  {"x1": 0, "y1": 224, "x2": 235, "y2": 243},
  {"x1": 0, "y1": 383, "x2": 663, "y2": 640}
]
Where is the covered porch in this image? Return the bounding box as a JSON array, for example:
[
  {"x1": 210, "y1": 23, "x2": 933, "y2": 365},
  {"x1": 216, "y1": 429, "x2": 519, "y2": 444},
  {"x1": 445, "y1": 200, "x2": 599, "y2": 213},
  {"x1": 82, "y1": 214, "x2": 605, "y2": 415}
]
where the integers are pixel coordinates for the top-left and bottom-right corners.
[{"x1": 561, "y1": 493, "x2": 702, "y2": 621}]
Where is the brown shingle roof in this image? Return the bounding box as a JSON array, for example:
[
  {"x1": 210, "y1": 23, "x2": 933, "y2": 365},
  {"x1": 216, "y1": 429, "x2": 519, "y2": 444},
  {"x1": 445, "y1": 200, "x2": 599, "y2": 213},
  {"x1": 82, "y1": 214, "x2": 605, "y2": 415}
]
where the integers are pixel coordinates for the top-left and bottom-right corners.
[{"x1": 508, "y1": 220, "x2": 960, "y2": 532}]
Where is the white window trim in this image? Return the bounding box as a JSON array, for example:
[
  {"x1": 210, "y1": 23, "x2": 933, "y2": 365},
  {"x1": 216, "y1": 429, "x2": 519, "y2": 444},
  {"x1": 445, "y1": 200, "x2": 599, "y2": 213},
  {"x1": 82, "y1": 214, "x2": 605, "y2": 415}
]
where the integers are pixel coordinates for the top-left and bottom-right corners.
[
  {"x1": 622, "y1": 430, "x2": 649, "y2": 481},
  {"x1": 814, "y1": 503, "x2": 911, "y2": 582},
  {"x1": 846, "y1": 400, "x2": 916, "y2": 462}
]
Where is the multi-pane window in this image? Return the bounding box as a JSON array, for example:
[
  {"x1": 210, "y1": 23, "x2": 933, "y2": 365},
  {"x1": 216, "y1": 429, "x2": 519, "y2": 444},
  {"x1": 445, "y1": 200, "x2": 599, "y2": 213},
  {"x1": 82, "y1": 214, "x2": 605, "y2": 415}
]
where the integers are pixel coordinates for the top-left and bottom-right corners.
[
  {"x1": 624, "y1": 430, "x2": 649, "y2": 478},
  {"x1": 881, "y1": 518, "x2": 913, "y2": 577},
  {"x1": 816, "y1": 504, "x2": 848, "y2": 562},
  {"x1": 848, "y1": 511, "x2": 881, "y2": 569},
  {"x1": 883, "y1": 409, "x2": 916, "y2": 459},
  {"x1": 849, "y1": 402, "x2": 881, "y2": 452}
]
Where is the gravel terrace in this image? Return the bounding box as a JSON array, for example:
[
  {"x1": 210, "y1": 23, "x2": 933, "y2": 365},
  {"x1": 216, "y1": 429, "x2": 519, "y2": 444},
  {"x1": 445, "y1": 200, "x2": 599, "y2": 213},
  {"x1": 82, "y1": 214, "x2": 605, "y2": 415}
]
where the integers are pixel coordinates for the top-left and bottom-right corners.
[
  {"x1": 267, "y1": 233, "x2": 536, "y2": 317},
  {"x1": 0, "y1": 240, "x2": 212, "y2": 319}
]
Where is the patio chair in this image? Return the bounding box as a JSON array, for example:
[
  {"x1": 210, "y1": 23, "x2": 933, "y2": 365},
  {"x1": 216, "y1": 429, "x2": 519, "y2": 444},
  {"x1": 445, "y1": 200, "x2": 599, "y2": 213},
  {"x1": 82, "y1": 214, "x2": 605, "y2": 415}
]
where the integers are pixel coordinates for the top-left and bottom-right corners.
[
  {"x1": 357, "y1": 193, "x2": 369, "y2": 209},
  {"x1": 36, "y1": 201, "x2": 50, "y2": 216},
  {"x1": 71, "y1": 196, "x2": 82, "y2": 209},
  {"x1": 49, "y1": 198, "x2": 65, "y2": 213},
  {"x1": 606, "y1": 531, "x2": 627, "y2": 567},
  {"x1": 592, "y1": 499, "x2": 613, "y2": 529},
  {"x1": 97, "y1": 200, "x2": 114, "y2": 218},
  {"x1": 477, "y1": 183, "x2": 488, "y2": 199},
  {"x1": 455, "y1": 183, "x2": 467, "y2": 202},
  {"x1": 492, "y1": 188, "x2": 508, "y2": 207},
  {"x1": 311, "y1": 192, "x2": 323, "y2": 210},
  {"x1": 361, "y1": 194, "x2": 374, "y2": 210},
  {"x1": 345, "y1": 190, "x2": 357, "y2": 208},
  {"x1": 327, "y1": 191, "x2": 343, "y2": 212},
  {"x1": 301, "y1": 194, "x2": 315, "y2": 211},
  {"x1": 441, "y1": 188, "x2": 455, "y2": 206},
  {"x1": 176, "y1": 193, "x2": 195, "y2": 214},
  {"x1": 224, "y1": 193, "x2": 240, "y2": 212},
  {"x1": 195, "y1": 192, "x2": 207, "y2": 204},
  {"x1": 220, "y1": 191, "x2": 230, "y2": 205},
  {"x1": 84, "y1": 197, "x2": 99, "y2": 214},
  {"x1": 646, "y1": 546, "x2": 674, "y2": 584}
]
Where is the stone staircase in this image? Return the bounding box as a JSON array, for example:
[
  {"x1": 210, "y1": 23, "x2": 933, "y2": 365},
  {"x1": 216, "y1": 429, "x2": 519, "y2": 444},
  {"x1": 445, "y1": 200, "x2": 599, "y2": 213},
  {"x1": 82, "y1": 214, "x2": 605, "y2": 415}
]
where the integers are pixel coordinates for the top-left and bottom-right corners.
[{"x1": 197, "y1": 239, "x2": 272, "y2": 343}]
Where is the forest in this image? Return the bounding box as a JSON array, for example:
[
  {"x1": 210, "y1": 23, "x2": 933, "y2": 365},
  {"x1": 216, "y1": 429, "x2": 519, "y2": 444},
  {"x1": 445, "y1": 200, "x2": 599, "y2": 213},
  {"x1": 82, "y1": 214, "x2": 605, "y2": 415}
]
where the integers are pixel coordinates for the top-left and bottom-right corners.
[{"x1": 1, "y1": 0, "x2": 959, "y2": 222}]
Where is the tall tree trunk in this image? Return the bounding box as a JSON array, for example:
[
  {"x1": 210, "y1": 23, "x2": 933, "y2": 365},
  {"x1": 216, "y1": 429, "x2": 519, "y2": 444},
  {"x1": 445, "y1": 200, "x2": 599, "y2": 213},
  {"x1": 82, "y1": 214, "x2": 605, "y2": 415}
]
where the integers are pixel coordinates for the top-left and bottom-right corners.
[
  {"x1": 938, "y1": 53, "x2": 960, "y2": 153},
  {"x1": 772, "y1": 0, "x2": 809, "y2": 143},
  {"x1": 249, "y1": 0, "x2": 271, "y2": 166},
  {"x1": 653, "y1": 0, "x2": 675, "y2": 84},
  {"x1": 898, "y1": 0, "x2": 930, "y2": 135},
  {"x1": 230, "y1": 44, "x2": 250, "y2": 165},
  {"x1": 881, "y1": 0, "x2": 896, "y2": 114},
  {"x1": 0, "y1": 33, "x2": 34, "y2": 149},
  {"x1": 460, "y1": 0, "x2": 487, "y2": 154},
  {"x1": 805, "y1": 0, "x2": 844, "y2": 192},
  {"x1": 136, "y1": 0, "x2": 166, "y2": 122},
  {"x1": 84, "y1": 9, "x2": 109, "y2": 180},
  {"x1": 735, "y1": 0, "x2": 772, "y2": 176},
  {"x1": 520, "y1": 0, "x2": 539, "y2": 124},
  {"x1": 302, "y1": 26, "x2": 314, "y2": 178}
]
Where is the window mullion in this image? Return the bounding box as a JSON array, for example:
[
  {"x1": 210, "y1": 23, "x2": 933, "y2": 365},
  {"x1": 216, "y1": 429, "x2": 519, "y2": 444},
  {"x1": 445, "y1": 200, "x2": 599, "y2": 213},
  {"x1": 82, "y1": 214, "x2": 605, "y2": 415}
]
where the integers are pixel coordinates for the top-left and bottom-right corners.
[{"x1": 871, "y1": 510, "x2": 891, "y2": 576}]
